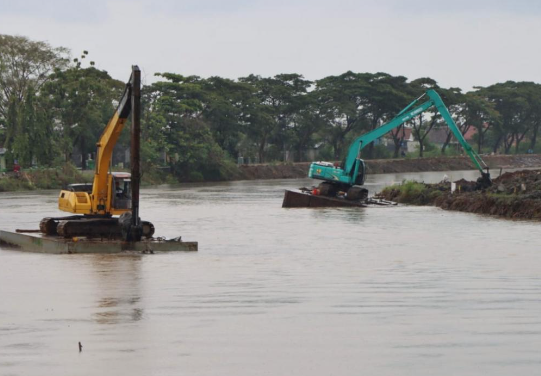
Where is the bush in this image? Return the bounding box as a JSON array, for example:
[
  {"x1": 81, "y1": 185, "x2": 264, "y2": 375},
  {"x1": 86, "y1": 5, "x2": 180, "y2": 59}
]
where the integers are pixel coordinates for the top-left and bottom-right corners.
[
  {"x1": 380, "y1": 180, "x2": 433, "y2": 205},
  {"x1": 188, "y1": 171, "x2": 204, "y2": 182},
  {"x1": 423, "y1": 145, "x2": 462, "y2": 158},
  {"x1": 398, "y1": 181, "x2": 428, "y2": 203},
  {"x1": 0, "y1": 177, "x2": 33, "y2": 192},
  {"x1": 165, "y1": 174, "x2": 178, "y2": 184},
  {"x1": 0, "y1": 163, "x2": 90, "y2": 192},
  {"x1": 371, "y1": 144, "x2": 392, "y2": 159}
]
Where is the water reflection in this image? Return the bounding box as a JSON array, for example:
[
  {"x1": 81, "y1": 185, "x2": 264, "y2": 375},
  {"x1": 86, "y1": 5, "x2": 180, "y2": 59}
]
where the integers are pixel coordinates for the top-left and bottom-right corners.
[
  {"x1": 306, "y1": 206, "x2": 369, "y2": 224},
  {"x1": 91, "y1": 255, "x2": 144, "y2": 325}
]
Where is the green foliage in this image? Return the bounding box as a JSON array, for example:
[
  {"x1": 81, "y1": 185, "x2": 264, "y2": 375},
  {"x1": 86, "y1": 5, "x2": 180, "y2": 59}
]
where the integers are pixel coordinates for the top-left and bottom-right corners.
[
  {"x1": 201, "y1": 76, "x2": 253, "y2": 157},
  {"x1": 188, "y1": 171, "x2": 205, "y2": 182},
  {"x1": 39, "y1": 63, "x2": 123, "y2": 168},
  {"x1": 425, "y1": 145, "x2": 461, "y2": 158},
  {"x1": 316, "y1": 144, "x2": 335, "y2": 161},
  {"x1": 168, "y1": 119, "x2": 231, "y2": 181},
  {"x1": 478, "y1": 81, "x2": 541, "y2": 153},
  {"x1": 0, "y1": 177, "x2": 33, "y2": 192},
  {"x1": 0, "y1": 163, "x2": 89, "y2": 191},
  {"x1": 381, "y1": 180, "x2": 433, "y2": 204},
  {"x1": 0, "y1": 34, "x2": 69, "y2": 157},
  {"x1": 142, "y1": 75, "x2": 239, "y2": 181},
  {"x1": 381, "y1": 179, "x2": 448, "y2": 205},
  {"x1": 3, "y1": 32, "x2": 541, "y2": 189},
  {"x1": 12, "y1": 133, "x2": 31, "y2": 165},
  {"x1": 367, "y1": 144, "x2": 392, "y2": 159},
  {"x1": 315, "y1": 71, "x2": 411, "y2": 159},
  {"x1": 239, "y1": 73, "x2": 313, "y2": 163}
]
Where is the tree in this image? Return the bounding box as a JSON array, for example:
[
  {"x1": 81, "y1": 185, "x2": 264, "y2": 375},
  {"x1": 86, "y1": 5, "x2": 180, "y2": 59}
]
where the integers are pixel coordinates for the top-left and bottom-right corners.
[
  {"x1": 240, "y1": 74, "x2": 312, "y2": 162},
  {"x1": 408, "y1": 78, "x2": 440, "y2": 157},
  {"x1": 356, "y1": 72, "x2": 411, "y2": 159},
  {"x1": 288, "y1": 93, "x2": 325, "y2": 161},
  {"x1": 454, "y1": 91, "x2": 500, "y2": 154},
  {"x1": 0, "y1": 34, "x2": 69, "y2": 151},
  {"x1": 142, "y1": 73, "x2": 233, "y2": 180},
  {"x1": 389, "y1": 124, "x2": 408, "y2": 158},
  {"x1": 519, "y1": 83, "x2": 541, "y2": 152},
  {"x1": 11, "y1": 87, "x2": 36, "y2": 166},
  {"x1": 314, "y1": 71, "x2": 411, "y2": 161},
  {"x1": 480, "y1": 82, "x2": 533, "y2": 154},
  {"x1": 201, "y1": 76, "x2": 253, "y2": 158},
  {"x1": 39, "y1": 61, "x2": 124, "y2": 168},
  {"x1": 314, "y1": 71, "x2": 368, "y2": 160}
]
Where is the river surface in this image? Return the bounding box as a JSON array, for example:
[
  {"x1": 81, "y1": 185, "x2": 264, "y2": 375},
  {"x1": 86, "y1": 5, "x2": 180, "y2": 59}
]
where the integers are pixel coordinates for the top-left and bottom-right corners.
[{"x1": 0, "y1": 170, "x2": 540, "y2": 376}]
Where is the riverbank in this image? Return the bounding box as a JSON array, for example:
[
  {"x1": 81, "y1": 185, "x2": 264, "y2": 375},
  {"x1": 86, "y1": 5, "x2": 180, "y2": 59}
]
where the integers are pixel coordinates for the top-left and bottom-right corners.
[
  {"x1": 378, "y1": 169, "x2": 541, "y2": 221},
  {"x1": 236, "y1": 154, "x2": 541, "y2": 180},
  {"x1": 0, "y1": 165, "x2": 91, "y2": 192},
  {"x1": 1, "y1": 154, "x2": 541, "y2": 192}
]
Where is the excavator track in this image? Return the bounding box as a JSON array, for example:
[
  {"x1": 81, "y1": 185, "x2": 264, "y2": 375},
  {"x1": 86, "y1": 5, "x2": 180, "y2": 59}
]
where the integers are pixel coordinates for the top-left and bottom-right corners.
[
  {"x1": 52, "y1": 218, "x2": 155, "y2": 239},
  {"x1": 57, "y1": 218, "x2": 120, "y2": 238},
  {"x1": 346, "y1": 186, "x2": 369, "y2": 201},
  {"x1": 39, "y1": 216, "x2": 84, "y2": 236}
]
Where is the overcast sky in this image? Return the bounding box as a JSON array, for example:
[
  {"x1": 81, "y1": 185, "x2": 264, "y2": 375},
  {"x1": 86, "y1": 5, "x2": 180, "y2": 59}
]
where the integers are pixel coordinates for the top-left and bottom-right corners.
[{"x1": 1, "y1": 0, "x2": 540, "y2": 90}]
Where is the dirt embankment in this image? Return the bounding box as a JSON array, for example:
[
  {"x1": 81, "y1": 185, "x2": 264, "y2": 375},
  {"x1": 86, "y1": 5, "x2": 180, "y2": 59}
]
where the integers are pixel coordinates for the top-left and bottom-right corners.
[
  {"x1": 379, "y1": 169, "x2": 541, "y2": 221},
  {"x1": 237, "y1": 154, "x2": 541, "y2": 180}
]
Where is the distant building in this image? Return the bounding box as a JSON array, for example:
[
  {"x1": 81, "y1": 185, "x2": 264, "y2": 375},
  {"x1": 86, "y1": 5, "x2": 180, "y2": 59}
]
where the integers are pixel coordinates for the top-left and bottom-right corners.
[
  {"x1": 427, "y1": 128, "x2": 452, "y2": 147},
  {"x1": 428, "y1": 126, "x2": 480, "y2": 150},
  {"x1": 383, "y1": 127, "x2": 417, "y2": 153},
  {"x1": 463, "y1": 127, "x2": 478, "y2": 142}
]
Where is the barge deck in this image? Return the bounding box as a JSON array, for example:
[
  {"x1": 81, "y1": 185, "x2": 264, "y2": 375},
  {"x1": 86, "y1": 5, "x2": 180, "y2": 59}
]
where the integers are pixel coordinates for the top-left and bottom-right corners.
[{"x1": 0, "y1": 230, "x2": 197, "y2": 254}]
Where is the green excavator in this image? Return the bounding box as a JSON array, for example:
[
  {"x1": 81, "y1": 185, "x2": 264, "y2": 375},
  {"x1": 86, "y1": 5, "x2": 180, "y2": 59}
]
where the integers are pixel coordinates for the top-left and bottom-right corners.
[{"x1": 308, "y1": 89, "x2": 491, "y2": 200}]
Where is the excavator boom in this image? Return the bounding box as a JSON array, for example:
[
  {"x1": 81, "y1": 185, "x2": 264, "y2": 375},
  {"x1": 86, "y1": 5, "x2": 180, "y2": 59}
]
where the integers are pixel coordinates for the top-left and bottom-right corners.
[
  {"x1": 309, "y1": 89, "x2": 491, "y2": 191},
  {"x1": 91, "y1": 80, "x2": 133, "y2": 213}
]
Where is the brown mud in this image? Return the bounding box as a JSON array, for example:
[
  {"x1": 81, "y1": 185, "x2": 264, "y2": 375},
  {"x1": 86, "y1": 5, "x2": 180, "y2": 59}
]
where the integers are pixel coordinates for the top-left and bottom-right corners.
[
  {"x1": 379, "y1": 169, "x2": 541, "y2": 221},
  {"x1": 237, "y1": 154, "x2": 541, "y2": 180}
]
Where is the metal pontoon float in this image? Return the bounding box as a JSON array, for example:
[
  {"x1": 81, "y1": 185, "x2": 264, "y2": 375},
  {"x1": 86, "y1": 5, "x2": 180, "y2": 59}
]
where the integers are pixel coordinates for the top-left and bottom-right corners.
[
  {"x1": 0, "y1": 230, "x2": 197, "y2": 254},
  {"x1": 282, "y1": 189, "x2": 397, "y2": 208}
]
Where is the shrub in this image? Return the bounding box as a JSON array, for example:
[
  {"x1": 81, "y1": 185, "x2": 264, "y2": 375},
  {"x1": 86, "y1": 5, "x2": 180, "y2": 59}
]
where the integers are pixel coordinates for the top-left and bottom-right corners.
[
  {"x1": 188, "y1": 171, "x2": 204, "y2": 182},
  {"x1": 380, "y1": 180, "x2": 432, "y2": 205}
]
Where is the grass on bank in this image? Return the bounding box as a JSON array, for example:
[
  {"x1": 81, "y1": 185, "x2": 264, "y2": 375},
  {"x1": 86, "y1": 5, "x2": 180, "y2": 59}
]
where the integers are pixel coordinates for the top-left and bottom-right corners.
[
  {"x1": 0, "y1": 164, "x2": 91, "y2": 192},
  {"x1": 380, "y1": 180, "x2": 446, "y2": 205}
]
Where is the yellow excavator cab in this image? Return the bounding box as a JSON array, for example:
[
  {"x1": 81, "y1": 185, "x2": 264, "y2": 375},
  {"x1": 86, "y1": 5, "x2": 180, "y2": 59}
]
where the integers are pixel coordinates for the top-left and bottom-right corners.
[
  {"x1": 109, "y1": 172, "x2": 132, "y2": 214},
  {"x1": 58, "y1": 172, "x2": 132, "y2": 216}
]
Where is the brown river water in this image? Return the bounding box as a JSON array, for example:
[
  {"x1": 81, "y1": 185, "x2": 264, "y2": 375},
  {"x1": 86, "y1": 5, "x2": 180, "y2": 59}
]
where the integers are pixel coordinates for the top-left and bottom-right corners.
[{"x1": 1, "y1": 170, "x2": 540, "y2": 376}]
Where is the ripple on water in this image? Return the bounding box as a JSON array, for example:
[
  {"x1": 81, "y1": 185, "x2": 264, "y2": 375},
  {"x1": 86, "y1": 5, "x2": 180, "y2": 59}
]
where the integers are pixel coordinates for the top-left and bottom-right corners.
[{"x1": 1, "y1": 171, "x2": 541, "y2": 376}]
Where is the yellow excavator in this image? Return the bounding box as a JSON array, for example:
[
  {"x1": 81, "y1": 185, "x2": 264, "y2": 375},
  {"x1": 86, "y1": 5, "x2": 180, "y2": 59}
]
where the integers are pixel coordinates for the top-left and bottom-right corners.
[{"x1": 40, "y1": 66, "x2": 154, "y2": 240}]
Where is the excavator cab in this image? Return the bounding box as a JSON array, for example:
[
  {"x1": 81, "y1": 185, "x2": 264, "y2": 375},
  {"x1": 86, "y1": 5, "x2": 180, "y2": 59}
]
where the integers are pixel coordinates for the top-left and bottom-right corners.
[
  {"x1": 354, "y1": 159, "x2": 366, "y2": 186},
  {"x1": 111, "y1": 172, "x2": 131, "y2": 210}
]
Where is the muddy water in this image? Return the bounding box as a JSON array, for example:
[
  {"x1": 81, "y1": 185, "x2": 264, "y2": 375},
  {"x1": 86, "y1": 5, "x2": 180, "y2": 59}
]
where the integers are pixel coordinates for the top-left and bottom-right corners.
[{"x1": 1, "y1": 170, "x2": 540, "y2": 376}]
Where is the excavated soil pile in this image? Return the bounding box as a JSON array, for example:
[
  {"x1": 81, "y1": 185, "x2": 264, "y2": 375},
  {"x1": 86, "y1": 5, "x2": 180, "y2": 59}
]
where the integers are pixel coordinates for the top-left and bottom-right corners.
[{"x1": 379, "y1": 169, "x2": 541, "y2": 221}]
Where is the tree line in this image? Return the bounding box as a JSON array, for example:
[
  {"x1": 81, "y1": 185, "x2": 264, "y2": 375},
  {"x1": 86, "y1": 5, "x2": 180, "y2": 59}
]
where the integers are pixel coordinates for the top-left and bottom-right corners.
[{"x1": 1, "y1": 34, "x2": 541, "y2": 181}]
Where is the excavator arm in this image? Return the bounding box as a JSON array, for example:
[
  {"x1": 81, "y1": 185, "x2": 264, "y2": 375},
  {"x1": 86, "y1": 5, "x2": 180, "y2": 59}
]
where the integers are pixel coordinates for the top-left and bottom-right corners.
[
  {"x1": 91, "y1": 76, "x2": 133, "y2": 213},
  {"x1": 310, "y1": 89, "x2": 491, "y2": 189},
  {"x1": 341, "y1": 89, "x2": 490, "y2": 184}
]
